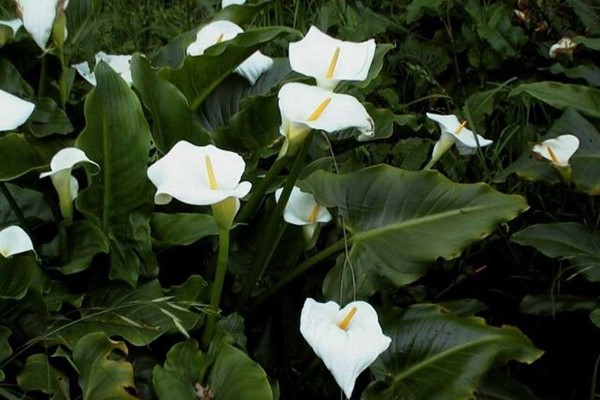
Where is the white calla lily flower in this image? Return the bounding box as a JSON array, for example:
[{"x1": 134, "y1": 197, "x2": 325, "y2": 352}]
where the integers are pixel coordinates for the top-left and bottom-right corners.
[
  {"x1": 147, "y1": 141, "x2": 252, "y2": 206},
  {"x1": 15, "y1": 0, "x2": 68, "y2": 50},
  {"x1": 0, "y1": 89, "x2": 35, "y2": 132},
  {"x1": 426, "y1": 112, "x2": 493, "y2": 167},
  {"x1": 532, "y1": 134, "x2": 580, "y2": 167},
  {"x1": 186, "y1": 20, "x2": 273, "y2": 85},
  {"x1": 73, "y1": 52, "x2": 133, "y2": 86},
  {"x1": 300, "y1": 298, "x2": 391, "y2": 399},
  {"x1": 0, "y1": 225, "x2": 34, "y2": 258},
  {"x1": 549, "y1": 37, "x2": 577, "y2": 58},
  {"x1": 0, "y1": 18, "x2": 23, "y2": 36},
  {"x1": 278, "y1": 82, "x2": 374, "y2": 155},
  {"x1": 275, "y1": 186, "x2": 332, "y2": 240},
  {"x1": 289, "y1": 26, "x2": 376, "y2": 91},
  {"x1": 222, "y1": 0, "x2": 246, "y2": 7},
  {"x1": 39, "y1": 147, "x2": 99, "y2": 222}
]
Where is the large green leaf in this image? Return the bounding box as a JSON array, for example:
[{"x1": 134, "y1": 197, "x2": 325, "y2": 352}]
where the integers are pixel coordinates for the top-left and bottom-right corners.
[
  {"x1": 73, "y1": 332, "x2": 137, "y2": 400},
  {"x1": 151, "y1": 213, "x2": 218, "y2": 249},
  {"x1": 17, "y1": 354, "x2": 70, "y2": 400},
  {"x1": 299, "y1": 165, "x2": 528, "y2": 300},
  {"x1": 131, "y1": 54, "x2": 210, "y2": 153},
  {"x1": 0, "y1": 256, "x2": 39, "y2": 300},
  {"x1": 0, "y1": 183, "x2": 53, "y2": 225},
  {"x1": 510, "y1": 82, "x2": 600, "y2": 118},
  {"x1": 153, "y1": 338, "x2": 273, "y2": 400},
  {"x1": 0, "y1": 134, "x2": 70, "y2": 181},
  {"x1": 56, "y1": 221, "x2": 109, "y2": 274},
  {"x1": 75, "y1": 61, "x2": 157, "y2": 285},
  {"x1": 547, "y1": 63, "x2": 600, "y2": 87},
  {"x1": 0, "y1": 326, "x2": 11, "y2": 381},
  {"x1": 362, "y1": 304, "x2": 542, "y2": 400},
  {"x1": 512, "y1": 222, "x2": 600, "y2": 282},
  {"x1": 44, "y1": 277, "x2": 208, "y2": 348},
  {"x1": 160, "y1": 27, "x2": 299, "y2": 111},
  {"x1": 30, "y1": 98, "x2": 73, "y2": 137}
]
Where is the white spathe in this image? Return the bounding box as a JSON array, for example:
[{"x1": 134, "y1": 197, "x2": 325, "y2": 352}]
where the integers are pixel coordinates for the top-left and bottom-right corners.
[
  {"x1": 300, "y1": 298, "x2": 391, "y2": 399},
  {"x1": 275, "y1": 186, "x2": 332, "y2": 239},
  {"x1": 289, "y1": 26, "x2": 376, "y2": 91},
  {"x1": 532, "y1": 134, "x2": 580, "y2": 167},
  {"x1": 15, "y1": 0, "x2": 69, "y2": 50},
  {"x1": 426, "y1": 112, "x2": 493, "y2": 164},
  {"x1": 222, "y1": 0, "x2": 246, "y2": 7},
  {"x1": 0, "y1": 225, "x2": 34, "y2": 258},
  {"x1": 73, "y1": 52, "x2": 133, "y2": 86},
  {"x1": 0, "y1": 90, "x2": 35, "y2": 132},
  {"x1": 147, "y1": 141, "x2": 252, "y2": 206},
  {"x1": 186, "y1": 20, "x2": 273, "y2": 85},
  {"x1": 278, "y1": 82, "x2": 374, "y2": 142},
  {"x1": 0, "y1": 19, "x2": 23, "y2": 36},
  {"x1": 549, "y1": 37, "x2": 577, "y2": 58}
]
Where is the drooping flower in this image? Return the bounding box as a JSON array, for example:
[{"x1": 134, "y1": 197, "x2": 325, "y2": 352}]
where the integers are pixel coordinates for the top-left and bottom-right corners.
[
  {"x1": 278, "y1": 82, "x2": 374, "y2": 156},
  {"x1": 73, "y1": 52, "x2": 133, "y2": 86},
  {"x1": 300, "y1": 298, "x2": 391, "y2": 399},
  {"x1": 426, "y1": 112, "x2": 493, "y2": 167},
  {"x1": 222, "y1": 0, "x2": 246, "y2": 7},
  {"x1": 0, "y1": 226, "x2": 34, "y2": 258},
  {"x1": 275, "y1": 186, "x2": 332, "y2": 240},
  {"x1": 0, "y1": 89, "x2": 35, "y2": 132},
  {"x1": 549, "y1": 37, "x2": 577, "y2": 58},
  {"x1": 532, "y1": 134, "x2": 580, "y2": 167},
  {"x1": 15, "y1": 0, "x2": 69, "y2": 50},
  {"x1": 39, "y1": 148, "x2": 99, "y2": 222},
  {"x1": 186, "y1": 20, "x2": 273, "y2": 85},
  {"x1": 289, "y1": 26, "x2": 376, "y2": 91}
]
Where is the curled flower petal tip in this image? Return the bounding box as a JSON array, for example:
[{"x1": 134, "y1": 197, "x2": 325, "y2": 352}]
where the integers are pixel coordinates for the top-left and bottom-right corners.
[
  {"x1": 222, "y1": 0, "x2": 246, "y2": 7},
  {"x1": 73, "y1": 52, "x2": 134, "y2": 86},
  {"x1": 300, "y1": 298, "x2": 391, "y2": 398}
]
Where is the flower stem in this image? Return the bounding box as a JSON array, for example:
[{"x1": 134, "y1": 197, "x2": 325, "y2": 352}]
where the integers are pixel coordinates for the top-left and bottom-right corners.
[
  {"x1": 58, "y1": 49, "x2": 68, "y2": 107},
  {"x1": 38, "y1": 55, "x2": 48, "y2": 98},
  {"x1": 0, "y1": 183, "x2": 30, "y2": 235},
  {"x1": 202, "y1": 226, "x2": 230, "y2": 347},
  {"x1": 236, "y1": 156, "x2": 288, "y2": 225},
  {"x1": 236, "y1": 134, "x2": 313, "y2": 309},
  {"x1": 248, "y1": 237, "x2": 347, "y2": 312}
]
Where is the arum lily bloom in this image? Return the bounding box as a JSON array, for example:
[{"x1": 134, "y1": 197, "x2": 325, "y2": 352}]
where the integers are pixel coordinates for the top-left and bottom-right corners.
[
  {"x1": 549, "y1": 37, "x2": 577, "y2": 58},
  {"x1": 278, "y1": 82, "x2": 374, "y2": 156},
  {"x1": 186, "y1": 20, "x2": 273, "y2": 85},
  {"x1": 275, "y1": 186, "x2": 332, "y2": 241},
  {"x1": 39, "y1": 148, "x2": 99, "y2": 222},
  {"x1": 15, "y1": 0, "x2": 69, "y2": 50},
  {"x1": 289, "y1": 26, "x2": 376, "y2": 91},
  {"x1": 147, "y1": 141, "x2": 252, "y2": 228},
  {"x1": 73, "y1": 52, "x2": 134, "y2": 86},
  {"x1": 0, "y1": 226, "x2": 34, "y2": 258},
  {"x1": 0, "y1": 90, "x2": 35, "y2": 132},
  {"x1": 532, "y1": 134, "x2": 580, "y2": 167},
  {"x1": 222, "y1": 0, "x2": 245, "y2": 7},
  {"x1": 300, "y1": 298, "x2": 391, "y2": 399},
  {"x1": 425, "y1": 112, "x2": 493, "y2": 168}
]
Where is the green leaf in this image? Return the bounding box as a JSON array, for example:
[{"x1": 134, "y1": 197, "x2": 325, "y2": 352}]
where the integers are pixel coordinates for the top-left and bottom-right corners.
[
  {"x1": 512, "y1": 222, "x2": 600, "y2": 282},
  {"x1": 56, "y1": 221, "x2": 109, "y2": 274},
  {"x1": 0, "y1": 183, "x2": 53, "y2": 226},
  {"x1": 351, "y1": 44, "x2": 395, "y2": 89},
  {"x1": 0, "y1": 256, "x2": 39, "y2": 300},
  {"x1": 362, "y1": 304, "x2": 543, "y2": 400},
  {"x1": 30, "y1": 98, "x2": 73, "y2": 137},
  {"x1": 153, "y1": 338, "x2": 273, "y2": 400},
  {"x1": 131, "y1": 54, "x2": 210, "y2": 153},
  {"x1": 76, "y1": 61, "x2": 157, "y2": 285},
  {"x1": 475, "y1": 371, "x2": 538, "y2": 400},
  {"x1": 574, "y1": 36, "x2": 600, "y2": 51},
  {"x1": 568, "y1": 1, "x2": 600, "y2": 34},
  {"x1": 0, "y1": 59, "x2": 34, "y2": 99},
  {"x1": 591, "y1": 308, "x2": 600, "y2": 329},
  {"x1": 547, "y1": 63, "x2": 600, "y2": 87},
  {"x1": 73, "y1": 332, "x2": 137, "y2": 400},
  {"x1": 510, "y1": 82, "x2": 600, "y2": 118},
  {"x1": 405, "y1": 0, "x2": 448, "y2": 24},
  {"x1": 151, "y1": 213, "x2": 218, "y2": 249},
  {"x1": 160, "y1": 27, "x2": 300, "y2": 111},
  {"x1": 519, "y1": 294, "x2": 599, "y2": 315},
  {"x1": 299, "y1": 165, "x2": 528, "y2": 300},
  {"x1": 0, "y1": 326, "x2": 10, "y2": 382},
  {"x1": 66, "y1": 0, "x2": 100, "y2": 54},
  {"x1": 45, "y1": 277, "x2": 207, "y2": 348},
  {"x1": 17, "y1": 354, "x2": 70, "y2": 400},
  {"x1": 0, "y1": 134, "x2": 70, "y2": 181},
  {"x1": 212, "y1": 0, "x2": 276, "y2": 25}
]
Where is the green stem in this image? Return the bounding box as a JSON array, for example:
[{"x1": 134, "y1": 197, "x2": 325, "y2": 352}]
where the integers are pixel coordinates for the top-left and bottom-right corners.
[
  {"x1": 236, "y1": 134, "x2": 313, "y2": 309},
  {"x1": 38, "y1": 56, "x2": 48, "y2": 98},
  {"x1": 58, "y1": 49, "x2": 68, "y2": 107},
  {"x1": 0, "y1": 183, "x2": 30, "y2": 235},
  {"x1": 236, "y1": 156, "x2": 288, "y2": 225},
  {"x1": 202, "y1": 226, "x2": 230, "y2": 347},
  {"x1": 248, "y1": 237, "x2": 347, "y2": 312}
]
